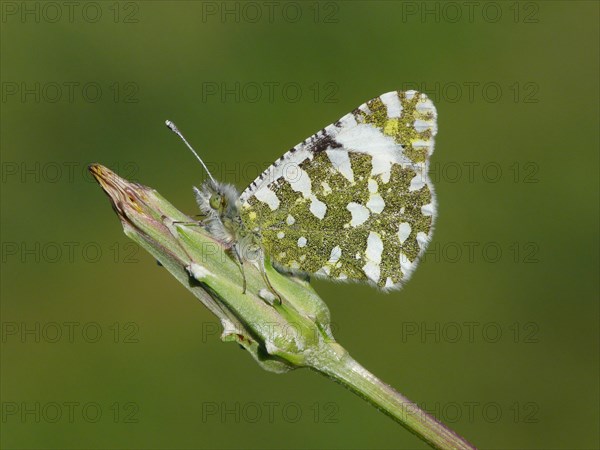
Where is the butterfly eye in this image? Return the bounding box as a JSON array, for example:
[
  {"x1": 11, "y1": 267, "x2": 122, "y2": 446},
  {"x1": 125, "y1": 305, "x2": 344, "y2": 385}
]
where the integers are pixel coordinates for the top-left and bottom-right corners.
[{"x1": 209, "y1": 194, "x2": 222, "y2": 210}]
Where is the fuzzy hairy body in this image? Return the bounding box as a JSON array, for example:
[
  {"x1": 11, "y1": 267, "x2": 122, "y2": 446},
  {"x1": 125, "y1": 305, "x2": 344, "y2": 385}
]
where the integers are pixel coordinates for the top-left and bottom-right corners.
[{"x1": 193, "y1": 180, "x2": 261, "y2": 265}]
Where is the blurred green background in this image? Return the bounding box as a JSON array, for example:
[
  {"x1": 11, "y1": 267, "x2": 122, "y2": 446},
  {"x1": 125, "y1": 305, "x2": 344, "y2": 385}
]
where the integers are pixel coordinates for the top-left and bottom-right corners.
[{"x1": 1, "y1": 1, "x2": 598, "y2": 449}]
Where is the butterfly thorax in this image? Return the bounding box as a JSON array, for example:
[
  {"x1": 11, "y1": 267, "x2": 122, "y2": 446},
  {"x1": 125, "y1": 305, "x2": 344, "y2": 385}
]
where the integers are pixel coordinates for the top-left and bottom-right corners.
[{"x1": 193, "y1": 180, "x2": 259, "y2": 260}]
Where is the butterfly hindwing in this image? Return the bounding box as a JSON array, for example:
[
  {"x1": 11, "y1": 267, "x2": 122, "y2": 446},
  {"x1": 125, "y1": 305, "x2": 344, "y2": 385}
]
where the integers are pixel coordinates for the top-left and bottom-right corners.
[{"x1": 239, "y1": 91, "x2": 437, "y2": 290}]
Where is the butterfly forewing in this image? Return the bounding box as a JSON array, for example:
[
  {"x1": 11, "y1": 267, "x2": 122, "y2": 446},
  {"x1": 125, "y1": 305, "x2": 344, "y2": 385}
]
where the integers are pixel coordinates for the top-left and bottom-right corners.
[{"x1": 239, "y1": 91, "x2": 437, "y2": 290}]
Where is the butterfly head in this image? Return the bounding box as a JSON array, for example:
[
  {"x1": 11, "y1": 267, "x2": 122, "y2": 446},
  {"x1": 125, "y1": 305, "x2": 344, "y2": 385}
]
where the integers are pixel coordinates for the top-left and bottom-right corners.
[
  {"x1": 193, "y1": 179, "x2": 243, "y2": 246},
  {"x1": 195, "y1": 179, "x2": 240, "y2": 218}
]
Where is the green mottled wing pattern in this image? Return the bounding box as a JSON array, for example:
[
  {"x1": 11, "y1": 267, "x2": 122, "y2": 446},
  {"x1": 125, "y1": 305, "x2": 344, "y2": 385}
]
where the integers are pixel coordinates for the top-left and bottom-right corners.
[{"x1": 239, "y1": 91, "x2": 437, "y2": 290}]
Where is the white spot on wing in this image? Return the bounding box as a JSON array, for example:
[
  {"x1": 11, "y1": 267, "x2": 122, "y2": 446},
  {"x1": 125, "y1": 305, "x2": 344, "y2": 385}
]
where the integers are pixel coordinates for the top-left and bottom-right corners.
[
  {"x1": 337, "y1": 113, "x2": 358, "y2": 129},
  {"x1": 421, "y1": 203, "x2": 434, "y2": 217},
  {"x1": 380, "y1": 168, "x2": 391, "y2": 183},
  {"x1": 399, "y1": 252, "x2": 413, "y2": 276},
  {"x1": 416, "y1": 232, "x2": 429, "y2": 250},
  {"x1": 358, "y1": 103, "x2": 371, "y2": 115},
  {"x1": 316, "y1": 266, "x2": 331, "y2": 276},
  {"x1": 417, "y1": 96, "x2": 436, "y2": 114},
  {"x1": 255, "y1": 187, "x2": 280, "y2": 210},
  {"x1": 398, "y1": 222, "x2": 411, "y2": 244},
  {"x1": 347, "y1": 202, "x2": 370, "y2": 226},
  {"x1": 310, "y1": 195, "x2": 327, "y2": 219},
  {"x1": 328, "y1": 246, "x2": 342, "y2": 264},
  {"x1": 368, "y1": 179, "x2": 378, "y2": 193},
  {"x1": 363, "y1": 232, "x2": 383, "y2": 285},
  {"x1": 286, "y1": 214, "x2": 296, "y2": 225},
  {"x1": 240, "y1": 147, "x2": 313, "y2": 204},
  {"x1": 380, "y1": 92, "x2": 403, "y2": 118},
  {"x1": 409, "y1": 173, "x2": 426, "y2": 191},
  {"x1": 326, "y1": 149, "x2": 354, "y2": 183},
  {"x1": 366, "y1": 194, "x2": 385, "y2": 214},
  {"x1": 285, "y1": 166, "x2": 312, "y2": 197},
  {"x1": 277, "y1": 231, "x2": 285, "y2": 239},
  {"x1": 363, "y1": 262, "x2": 380, "y2": 283},
  {"x1": 414, "y1": 119, "x2": 431, "y2": 132},
  {"x1": 297, "y1": 237, "x2": 307, "y2": 248},
  {"x1": 412, "y1": 140, "x2": 433, "y2": 155},
  {"x1": 365, "y1": 232, "x2": 383, "y2": 264},
  {"x1": 335, "y1": 124, "x2": 413, "y2": 182}
]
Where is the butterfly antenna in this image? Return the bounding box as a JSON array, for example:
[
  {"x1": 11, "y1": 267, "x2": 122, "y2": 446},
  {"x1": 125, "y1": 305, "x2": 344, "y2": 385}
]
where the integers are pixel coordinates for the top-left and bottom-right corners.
[{"x1": 165, "y1": 120, "x2": 217, "y2": 184}]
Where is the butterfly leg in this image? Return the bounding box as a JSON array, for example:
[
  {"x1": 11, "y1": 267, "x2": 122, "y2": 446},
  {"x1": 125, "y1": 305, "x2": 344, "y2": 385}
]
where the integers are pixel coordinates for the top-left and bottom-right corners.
[
  {"x1": 228, "y1": 244, "x2": 247, "y2": 294},
  {"x1": 171, "y1": 220, "x2": 202, "y2": 227},
  {"x1": 171, "y1": 212, "x2": 213, "y2": 227},
  {"x1": 258, "y1": 252, "x2": 283, "y2": 305}
]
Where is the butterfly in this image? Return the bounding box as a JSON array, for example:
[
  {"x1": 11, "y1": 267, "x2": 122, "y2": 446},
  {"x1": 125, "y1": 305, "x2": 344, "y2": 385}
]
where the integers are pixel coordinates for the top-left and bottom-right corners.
[{"x1": 167, "y1": 90, "x2": 437, "y2": 293}]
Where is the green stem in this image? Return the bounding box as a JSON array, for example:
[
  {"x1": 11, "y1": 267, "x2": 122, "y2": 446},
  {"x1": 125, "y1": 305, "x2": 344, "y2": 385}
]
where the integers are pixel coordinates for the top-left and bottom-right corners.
[{"x1": 307, "y1": 343, "x2": 476, "y2": 450}]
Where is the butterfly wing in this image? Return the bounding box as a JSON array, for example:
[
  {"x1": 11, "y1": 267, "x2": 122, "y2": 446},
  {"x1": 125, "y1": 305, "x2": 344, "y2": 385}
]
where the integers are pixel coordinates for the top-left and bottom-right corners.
[{"x1": 239, "y1": 91, "x2": 437, "y2": 290}]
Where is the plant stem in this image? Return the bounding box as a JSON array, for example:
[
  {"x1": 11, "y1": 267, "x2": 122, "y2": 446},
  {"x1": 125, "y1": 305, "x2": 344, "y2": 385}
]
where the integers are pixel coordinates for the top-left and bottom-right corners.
[{"x1": 307, "y1": 343, "x2": 476, "y2": 449}]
